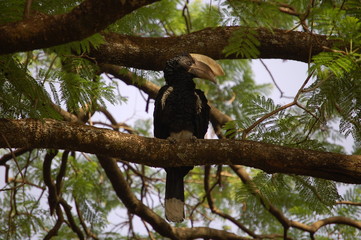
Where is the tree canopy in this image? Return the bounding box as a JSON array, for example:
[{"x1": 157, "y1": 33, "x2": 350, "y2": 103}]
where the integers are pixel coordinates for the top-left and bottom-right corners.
[{"x1": 0, "y1": 0, "x2": 361, "y2": 239}]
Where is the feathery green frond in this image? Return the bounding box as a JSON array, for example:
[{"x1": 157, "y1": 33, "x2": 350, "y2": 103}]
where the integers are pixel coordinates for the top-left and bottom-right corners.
[
  {"x1": 223, "y1": 28, "x2": 260, "y2": 59},
  {"x1": 48, "y1": 33, "x2": 105, "y2": 56},
  {"x1": 312, "y1": 51, "x2": 358, "y2": 78},
  {"x1": 0, "y1": 55, "x2": 60, "y2": 118}
]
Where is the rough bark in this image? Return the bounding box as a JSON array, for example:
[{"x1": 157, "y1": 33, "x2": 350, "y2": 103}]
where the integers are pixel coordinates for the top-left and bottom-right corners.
[
  {"x1": 1, "y1": 118, "x2": 360, "y2": 184},
  {"x1": 0, "y1": 0, "x2": 159, "y2": 54},
  {"x1": 1, "y1": 11, "x2": 338, "y2": 66},
  {"x1": 91, "y1": 27, "x2": 336, "y2": 70}
]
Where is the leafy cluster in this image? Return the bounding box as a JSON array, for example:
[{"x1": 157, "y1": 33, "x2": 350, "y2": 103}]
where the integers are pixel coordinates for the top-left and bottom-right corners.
[
  {"x1": 234, "y1": 172, "x2": 342, "y2": 237},
  {"x1": 0, "y1": 150, "x2": 124, "y2": 240},
  {"x1": 0, "y1": 55, "x2": 60, "y2": 119},
  {"x1": 218, "y1": 0, "x2": 361, "y2": 238},
  {"x1": 0, "y1": 33, "x2": 118, "y2": 118},
  {"x1": 308, "y1": 5, "x2": 361, "y2": 146},
  {"x1": 0, "y1": 0, "x2": 79, "y2": 24}
]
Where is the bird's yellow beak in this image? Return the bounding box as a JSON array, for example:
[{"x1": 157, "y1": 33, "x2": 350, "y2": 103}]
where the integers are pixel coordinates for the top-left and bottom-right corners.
[{"x1": 188, "y1": 53, "x2": 224, "y2": 83}]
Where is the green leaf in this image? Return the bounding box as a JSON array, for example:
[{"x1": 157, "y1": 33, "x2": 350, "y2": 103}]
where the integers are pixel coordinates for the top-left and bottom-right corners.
[{"x1": 223, "y1": 28, "x2": 260, "y2": 59}]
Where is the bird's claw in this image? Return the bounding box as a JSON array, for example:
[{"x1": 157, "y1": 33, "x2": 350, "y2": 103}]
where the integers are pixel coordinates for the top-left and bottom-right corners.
[
  {"x1": 167, "y1": 136, "x2": 178, "y2": 144},
  {"x1": 167, "y1": 135, "x2": 197, "y2": 143}
]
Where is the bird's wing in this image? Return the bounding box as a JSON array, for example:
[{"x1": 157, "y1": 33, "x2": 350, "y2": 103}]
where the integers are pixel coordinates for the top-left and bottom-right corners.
[
  {"x1": 154, "y1": 85, "x2": 172, "y2": 139},
  {"x1": 194, "y1": 89, "x2": 210, "y2": 139}
]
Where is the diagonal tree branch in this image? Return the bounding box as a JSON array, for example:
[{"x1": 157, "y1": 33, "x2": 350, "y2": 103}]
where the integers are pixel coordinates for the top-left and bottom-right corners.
[
  {"x1": 0, "y1": 118, "x2": 361, "y2": 184},
  {"x1": 100, "y1": 64, "x2": 160, "y2": 99},
  {"x1": 97, "y1": 155, "x2": 247, "y2": 240},
  {"x1": 230, "y1": 165, "x2": 361, "y2": 237},
  {"x1": 204, "y1": 166, "x2": 260, "y2": 238},
  {"x1": 0, "y1": 0, "x2": 159, "y2": 54}
]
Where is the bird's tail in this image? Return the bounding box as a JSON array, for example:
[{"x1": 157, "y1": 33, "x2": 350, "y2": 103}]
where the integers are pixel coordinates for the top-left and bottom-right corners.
[{"x1": 164, "y1": 167, "x2": 192, "y2": 222}]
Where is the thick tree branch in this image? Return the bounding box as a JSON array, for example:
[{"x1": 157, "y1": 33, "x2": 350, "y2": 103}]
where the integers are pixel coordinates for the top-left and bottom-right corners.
[
  {"x1": 92, "y1": 27, "x2": 337, "y2": 70},
  {"x1": 0, "y1": 0, "x2": 159, "y2": 54},
  {"x1": 1, "y1": 118, "x2": 361, "y2": 184}
]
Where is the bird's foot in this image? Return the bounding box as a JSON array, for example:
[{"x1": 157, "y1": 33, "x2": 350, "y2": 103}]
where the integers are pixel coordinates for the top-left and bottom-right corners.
[
  {"x1": 168, "y1": 130, "x2": 196, "y2": 143},
  {"x1": 189, "y1": 135, "x2": 197, "y2": 142},
  {"x1": 167, "y1": 136, "x2": 178, "y2": 144}
]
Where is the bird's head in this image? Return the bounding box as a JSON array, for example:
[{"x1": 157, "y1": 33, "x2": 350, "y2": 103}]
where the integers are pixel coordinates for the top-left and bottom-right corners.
[{"x1": 163, "y1": 53, "x2": 224, "y2": 85}]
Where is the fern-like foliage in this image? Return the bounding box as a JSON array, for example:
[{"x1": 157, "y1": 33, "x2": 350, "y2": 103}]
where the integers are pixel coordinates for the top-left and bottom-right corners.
[
  {"x1": 1, "y1": 27, "x2": 116, "y2": 119},
  {"x1": 221, "y1": 0, "x2": 297, "y2": 29},
  {"x1": 190, "y1": 0, "x2": 223, "y2": 31},
  {"x1": 57, "y1": 57, "x2": 116, "y2": 112},
  {"x1": 224, "y1": 95, "x2": 284, "y2": 141},
  {"x1": 0, "y1": 0, "x2": 24, "y2": 24},
  {"x1": 0, "y1": 0, "x2": 80, "y2": 24},
  {"x1": 223, "y1": 28, "x2": 260, "y2": 59},
  {"x1": 326, "y1": 185, "x2": 361, "y2": 239},
  {"x1": 308, "y1": 3, "x2": 361, "y2": 148},
  {"x1": 312, "y1": 51, "x2": 357, "y2": 78},
  {"x1": 307, "y1": 54, "x2": 361, "y2": 144},
  {"x1": 236, "y1": 172, "x2": 340, "y2": 215},
  {"x1": 48, "y1": 33, "x2": 105, "y2": 56},
  {"x1": 344, "y1": 0, "x2": 361, "y2": 18},
  {"x1": 0, "y1": 55, "x2": 60, "y2": 118},
  {"x1": 109, "y1": 0, "x2": 184, "y2": 36},
  {"x1": 232, "y1": 171, "x2": 342, "y2": 238}
]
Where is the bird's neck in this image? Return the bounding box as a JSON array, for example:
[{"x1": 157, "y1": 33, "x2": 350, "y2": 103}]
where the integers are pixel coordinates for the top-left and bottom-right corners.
[{"x1": 166, "y1": 77, "x2": 195, "y2": 90}]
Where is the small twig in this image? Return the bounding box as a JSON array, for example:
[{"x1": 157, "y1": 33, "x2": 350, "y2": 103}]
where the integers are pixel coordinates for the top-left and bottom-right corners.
[
  {"x1": 159, "y1": 20, "x2": 175, "y2": 36},
  {"x1": 43, "y1": 204, "x2": 64, "y2": 240},
  {"x1": 182, "y1": 0, "x2": 192, "y2": 34},
  {"x1": 242, "y1": 101, "x2": 296, "y2": 139},
  {"x1": 74, "y1": 198, "x2": 100, "y2": 240},
  {"x1": 336, "y1": 201, "x2": 361, "y2": 206},
  {"x1": 242, "y1": 69, "x2": 316, "y2": 139},
  {"x1": 141, "y1": 219, "x2": 156, "y2": 240},
  {"x1": 23, "y1": 0, "x2": 33, "y2": 19},
  {"x1": 204, "y1": 165, "x2": 259, "y2": 238},
  {"x1": 1, "y1": 134, "x2": 25, "y2": 181},
  {"x1": 295, "y1": 102, "x2": 319, "y2": 120},
  {"x1": 259, "y1": 59, "x2": 285, "y2": 98},
  {"x1": 41, "y1": 55, "x2": 58, "y2": 86},
  {"x1": 6, "y1": 178, "x2": 45, "y2": 190},
  {"x1": 56, "y1": 151, "x2": 69, "y2": 196},
  {"x1": 301, "y1": 75, "x2": 331, "y2": 93},
  {"x1": 59, "y1": 198, "x2": 85, "y2": 240},
  {"x1": 29, "y1": 188, "x2": 46, "y2": 216}
]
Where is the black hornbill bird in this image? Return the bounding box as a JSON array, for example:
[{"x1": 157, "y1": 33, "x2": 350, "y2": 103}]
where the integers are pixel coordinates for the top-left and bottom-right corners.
[{"x1": 153, "y1": 53, "x2": 224, "y2": 222}]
